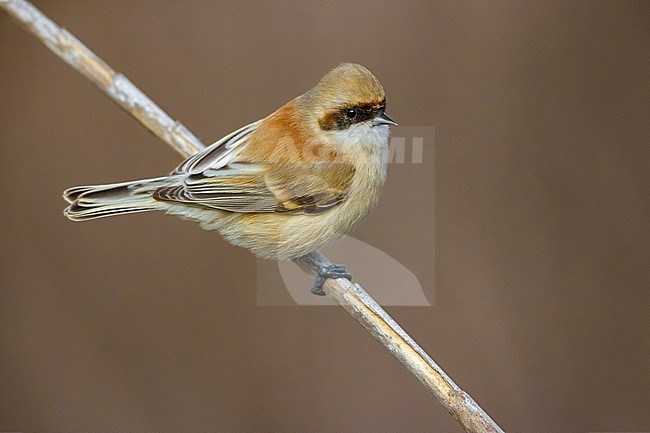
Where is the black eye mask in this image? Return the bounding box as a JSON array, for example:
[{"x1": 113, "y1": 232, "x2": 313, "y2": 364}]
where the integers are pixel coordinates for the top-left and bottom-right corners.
[{"x1": 319, "y1": 101, "x2": 387, "y2": 131}]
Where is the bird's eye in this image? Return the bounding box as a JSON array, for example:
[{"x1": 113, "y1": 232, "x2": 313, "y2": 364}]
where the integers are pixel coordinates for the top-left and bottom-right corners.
[{"x1": 345, "y1": 108, "x2": 357, "y2": 119}]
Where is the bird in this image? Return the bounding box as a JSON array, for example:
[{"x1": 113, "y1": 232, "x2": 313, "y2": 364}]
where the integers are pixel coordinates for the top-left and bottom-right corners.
[{"x1": 63, "y1": 62, "x2": 397, "y2": 295}]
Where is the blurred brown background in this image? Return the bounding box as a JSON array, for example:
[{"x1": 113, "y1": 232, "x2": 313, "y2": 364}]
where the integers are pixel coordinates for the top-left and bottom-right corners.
[{"x1": 1, "y1": 1, "x2": 649, "y2": 431}]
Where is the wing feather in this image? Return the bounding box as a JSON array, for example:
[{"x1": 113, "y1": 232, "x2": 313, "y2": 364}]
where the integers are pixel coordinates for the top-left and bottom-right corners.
[
  {"x1": 158, "y1": 119, "x2": 355, "y2": 214},
  {"x1": 173, "y1": 120, "x2": 262, "y2": 175}
]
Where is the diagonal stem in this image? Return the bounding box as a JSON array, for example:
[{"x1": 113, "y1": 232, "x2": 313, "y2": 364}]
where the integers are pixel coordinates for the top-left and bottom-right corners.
[{"x1": 296, "y1": 251, "x2": 504, "y2": 433}]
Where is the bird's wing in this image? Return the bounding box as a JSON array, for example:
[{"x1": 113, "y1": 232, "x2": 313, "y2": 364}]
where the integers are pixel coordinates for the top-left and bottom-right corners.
[
  {"x1": 158, "y1": 121, "x2": 355, "y2": 214},
  {"x1": 156, "y1": 161, "x2": 355, "y2": 214},
  {"x1": 173, "y1": 119, "x2": 263, "y2": 175},
  {"x1": 262, "y1": 163, "x2": 355, "y2": 214}
]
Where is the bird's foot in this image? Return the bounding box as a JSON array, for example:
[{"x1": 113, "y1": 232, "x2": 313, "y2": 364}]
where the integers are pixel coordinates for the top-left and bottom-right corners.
[{"x1": 311, "y1": 263, "x2": 352, "y2": 296}]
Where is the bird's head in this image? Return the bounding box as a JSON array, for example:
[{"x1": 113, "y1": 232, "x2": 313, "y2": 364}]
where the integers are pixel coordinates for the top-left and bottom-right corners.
[{"x1": 302, "y1": 63, "x2": 396, "y2": 151}]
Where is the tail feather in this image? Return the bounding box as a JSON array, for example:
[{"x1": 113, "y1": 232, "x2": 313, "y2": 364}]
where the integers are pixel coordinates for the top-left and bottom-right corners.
[{"x1": 63, "y1": 177, "x2": 170, "y2": 221}]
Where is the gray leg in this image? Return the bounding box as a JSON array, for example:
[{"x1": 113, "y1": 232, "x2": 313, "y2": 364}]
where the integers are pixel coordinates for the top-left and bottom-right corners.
[{"x1": 293, "y1": 251, "x2": 353, "y2": 296}]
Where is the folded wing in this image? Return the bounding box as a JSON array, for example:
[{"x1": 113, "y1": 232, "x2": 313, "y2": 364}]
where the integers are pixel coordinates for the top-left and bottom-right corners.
[{"x1": 156, "y1": 121, "x2": 354, "y2": 214}]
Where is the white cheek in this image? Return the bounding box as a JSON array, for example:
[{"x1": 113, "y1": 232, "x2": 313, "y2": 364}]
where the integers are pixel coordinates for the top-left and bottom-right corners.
[{"x1": 331, "y1": 123, "x2": 391, "y2": 152}]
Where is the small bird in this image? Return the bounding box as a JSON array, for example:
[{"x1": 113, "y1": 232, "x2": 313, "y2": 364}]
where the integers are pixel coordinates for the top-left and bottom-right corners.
[{"x1": 63, "y1": 63, "x2": 397, "y2": 294}]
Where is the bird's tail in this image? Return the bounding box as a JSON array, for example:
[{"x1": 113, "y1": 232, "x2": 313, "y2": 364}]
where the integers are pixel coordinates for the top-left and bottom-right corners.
[{"x1": 63, "y1": 177, "x2": 171, "y2": 221}]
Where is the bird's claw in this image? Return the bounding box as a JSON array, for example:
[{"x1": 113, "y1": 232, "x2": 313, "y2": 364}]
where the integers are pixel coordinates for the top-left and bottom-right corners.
[{"x1": 311, "y1": 263, "x2": 352, "y2": 296}]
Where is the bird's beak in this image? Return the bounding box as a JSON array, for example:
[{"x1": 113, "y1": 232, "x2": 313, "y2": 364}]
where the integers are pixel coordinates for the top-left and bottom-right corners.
[{"x1": 373, "y1": 111, "x2": 398, "y2": 127}]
